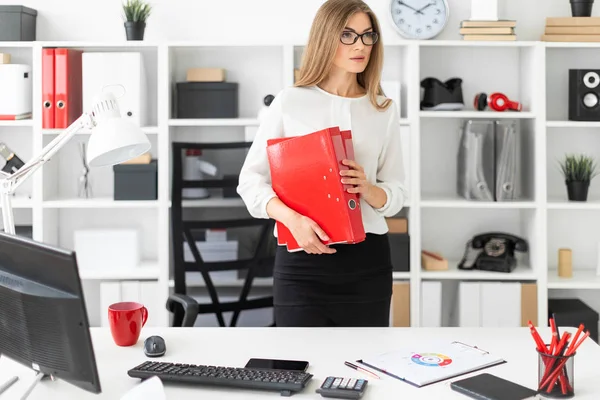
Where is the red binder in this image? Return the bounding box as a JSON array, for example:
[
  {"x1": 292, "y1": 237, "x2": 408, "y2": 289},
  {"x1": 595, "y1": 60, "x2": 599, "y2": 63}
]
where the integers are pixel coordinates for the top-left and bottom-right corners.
[
  {"x1": 41, "y1": 48, "x2": 55, "y2": 129},
  {"x1": 54, "y1": 48, "x2": 83, "y2": 129},
  {"x1": 266, "y1": 127, "x2": 365, "y2": 252}
]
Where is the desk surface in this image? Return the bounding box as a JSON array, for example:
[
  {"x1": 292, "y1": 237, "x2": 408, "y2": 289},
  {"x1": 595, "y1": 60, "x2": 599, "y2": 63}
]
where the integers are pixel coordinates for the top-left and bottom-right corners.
[{"x1": 1, "y1": 327, "x2": 600, "y2": 399}]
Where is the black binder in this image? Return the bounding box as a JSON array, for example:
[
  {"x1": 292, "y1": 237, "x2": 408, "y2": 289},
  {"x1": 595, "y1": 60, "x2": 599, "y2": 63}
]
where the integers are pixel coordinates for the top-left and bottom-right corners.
[{"x1": 450, "y1": 373, "x2": 537, "y2": 400}]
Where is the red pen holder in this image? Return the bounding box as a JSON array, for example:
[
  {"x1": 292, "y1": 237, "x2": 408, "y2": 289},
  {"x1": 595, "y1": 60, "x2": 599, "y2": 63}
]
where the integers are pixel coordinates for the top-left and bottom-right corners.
[{"x1": 537, "y1": 346, "x2": 575, "y2": 398}]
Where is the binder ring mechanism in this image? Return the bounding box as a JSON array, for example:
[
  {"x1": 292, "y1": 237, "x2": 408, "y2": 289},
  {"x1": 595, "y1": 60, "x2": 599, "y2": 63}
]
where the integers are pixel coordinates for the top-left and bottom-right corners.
[{"x1": 348, "y1": 199, "x2": 356, "y2": 210}]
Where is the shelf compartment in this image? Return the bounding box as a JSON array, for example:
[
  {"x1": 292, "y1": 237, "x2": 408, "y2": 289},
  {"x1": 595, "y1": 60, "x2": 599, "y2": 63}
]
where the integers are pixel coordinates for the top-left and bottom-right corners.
[
  {"x1": 546, "y1": 129, "x2": 600, "y2": 202},
  {"x1": 420, "y1": 118, "x2": 536, "y2": 203},
  {"x1": 546, "y1": 46, "x2": 600, "y2": 120},
  {"x1": 41, "y1": 134, "x2": 159, "y2": 202},
  {"x1": 420, "y1": 45, "x2": 538, "y2": 114},
  {"x1": 421, "y1": 208, "x2": 540, "y2": 278},
  {"x1": 169, "y1": 45, "x2": 283, "y2": 119},
  {"x1": 548, "y1": 269, "x2": 600, "y2": 289},
  {"x1": 547, "y1": 210, "x2": 600, "y2": 277}
]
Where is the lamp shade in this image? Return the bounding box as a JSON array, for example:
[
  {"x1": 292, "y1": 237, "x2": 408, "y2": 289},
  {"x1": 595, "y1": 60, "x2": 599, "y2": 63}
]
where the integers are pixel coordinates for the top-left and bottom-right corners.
[
  {"x1": 85, "y1": 91, "x2": 151, "y2": 167},
  {"x1": 87, "y1": 118, "x2": 151, "y2": 167}
]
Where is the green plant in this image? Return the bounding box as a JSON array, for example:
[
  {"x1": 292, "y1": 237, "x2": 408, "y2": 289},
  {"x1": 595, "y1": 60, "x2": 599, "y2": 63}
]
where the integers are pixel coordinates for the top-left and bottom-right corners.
[
  {"x1": 559, "y1": 154, "x2": 599, "y2": 182},
  {"x1": 122, "y1": 0, "x2": 152, "y2": 23}
]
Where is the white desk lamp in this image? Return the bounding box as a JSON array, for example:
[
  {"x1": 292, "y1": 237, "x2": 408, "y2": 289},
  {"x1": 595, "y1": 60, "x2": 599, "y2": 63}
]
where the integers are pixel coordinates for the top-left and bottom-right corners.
[{"x1": 0, "y1": 89, "x2": 151, "y2": 235}]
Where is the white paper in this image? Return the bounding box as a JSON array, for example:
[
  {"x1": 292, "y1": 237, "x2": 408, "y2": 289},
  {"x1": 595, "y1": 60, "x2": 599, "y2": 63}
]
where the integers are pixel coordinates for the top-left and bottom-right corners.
[
  {"x1": 120, "y1": 376, "x2": 166, "y2": 400},
  {"x1": 470, "y1": 0, "x2": 499, "y2": 21},
  {"x1": 360, "y1": 341, "x2": 505, "y2": 387}
]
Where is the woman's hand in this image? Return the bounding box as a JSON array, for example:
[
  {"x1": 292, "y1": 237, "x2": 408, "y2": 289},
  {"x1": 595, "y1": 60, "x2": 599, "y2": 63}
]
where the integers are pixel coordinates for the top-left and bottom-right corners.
[
  {"x1": 340, "y1": 159, "x2": 388, "y2": 209},
  {"x1": 340, "y1": 159, "x2": 371, "y2": 195},
  {"x1": 286, "y1": 214, "x2": 336, "y2": 255}
]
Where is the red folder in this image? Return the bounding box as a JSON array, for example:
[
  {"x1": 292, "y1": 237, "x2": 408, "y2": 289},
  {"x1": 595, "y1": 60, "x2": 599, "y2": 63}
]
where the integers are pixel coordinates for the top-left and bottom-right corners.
[
  {"x1": 42, "y1": 48, "x2": 55, "y2": 129},
  {"x1": 266, "y1": 127, "x2": 365, "y2": 252},
  {"x1": 54, "y1": 48, "x2": 83, "y2": 129}
]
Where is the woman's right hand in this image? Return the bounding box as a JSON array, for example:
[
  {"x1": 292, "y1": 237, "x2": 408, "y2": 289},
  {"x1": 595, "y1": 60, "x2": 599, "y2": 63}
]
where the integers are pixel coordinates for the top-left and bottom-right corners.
[{"x1": 286, "y1": 214, "x2": 336, "y2": 255}]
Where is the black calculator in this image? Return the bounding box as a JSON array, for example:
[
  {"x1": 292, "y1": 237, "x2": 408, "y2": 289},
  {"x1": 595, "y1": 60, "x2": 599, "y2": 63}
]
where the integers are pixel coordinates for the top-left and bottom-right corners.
[{"x1": 316, "y1": 376, "x2": 368, "y2": 399}]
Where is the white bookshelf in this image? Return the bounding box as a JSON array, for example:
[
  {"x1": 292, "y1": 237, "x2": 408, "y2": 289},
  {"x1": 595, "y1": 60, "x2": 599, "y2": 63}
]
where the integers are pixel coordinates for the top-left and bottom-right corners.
[{"x1": 3, "y1": 39, "x2": 600, "y2": 328}]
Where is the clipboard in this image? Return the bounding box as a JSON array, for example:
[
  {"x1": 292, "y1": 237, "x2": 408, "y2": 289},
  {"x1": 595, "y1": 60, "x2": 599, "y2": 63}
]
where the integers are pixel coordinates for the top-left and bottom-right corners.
[{"x1": 357, "y1": 341, "x2": 506, "y2": 388}]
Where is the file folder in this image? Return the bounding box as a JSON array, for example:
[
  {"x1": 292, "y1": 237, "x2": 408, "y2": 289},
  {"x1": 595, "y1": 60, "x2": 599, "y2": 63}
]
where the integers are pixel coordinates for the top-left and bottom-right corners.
[
  {"x1": 54, "y1": 48, "x2": 83, "y2": 129},
  {"x1": 41, "y1": 48, "x2": 55, "y2": 129},
  {"x1": 266, "y1": 127, "x2": 365, "y2": 252}
]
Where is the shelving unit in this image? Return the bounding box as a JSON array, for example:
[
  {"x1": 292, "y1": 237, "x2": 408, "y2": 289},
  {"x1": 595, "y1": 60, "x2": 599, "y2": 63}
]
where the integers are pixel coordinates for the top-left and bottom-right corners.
[{"x1": 2, "y1": 39, "x2": 600, "y2": 329}]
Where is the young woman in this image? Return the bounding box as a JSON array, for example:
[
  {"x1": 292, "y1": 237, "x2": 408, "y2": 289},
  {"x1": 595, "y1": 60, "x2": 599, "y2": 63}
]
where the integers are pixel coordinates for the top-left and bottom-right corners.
[{"x1": 237, "y1": 0, "x2": 407, "y2": 327}]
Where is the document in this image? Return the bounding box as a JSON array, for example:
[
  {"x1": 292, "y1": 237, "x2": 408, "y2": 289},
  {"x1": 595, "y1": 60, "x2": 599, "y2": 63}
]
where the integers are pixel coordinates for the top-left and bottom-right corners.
[{"x1": 359, "y1": 341, "x2": 505, "y2": 387}]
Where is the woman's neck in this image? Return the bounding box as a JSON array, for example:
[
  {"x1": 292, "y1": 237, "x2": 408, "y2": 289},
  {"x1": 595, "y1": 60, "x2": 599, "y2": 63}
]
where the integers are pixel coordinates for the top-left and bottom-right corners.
[{"x1": 318, "y1": 67, "x2": 365, "y2": 98}]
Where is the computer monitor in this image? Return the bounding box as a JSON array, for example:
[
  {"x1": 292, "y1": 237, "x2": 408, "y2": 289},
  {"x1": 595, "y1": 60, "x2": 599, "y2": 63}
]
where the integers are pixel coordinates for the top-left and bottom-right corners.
[{"x1": 0, "y1": 231, "x2": 101, "y2": 397}]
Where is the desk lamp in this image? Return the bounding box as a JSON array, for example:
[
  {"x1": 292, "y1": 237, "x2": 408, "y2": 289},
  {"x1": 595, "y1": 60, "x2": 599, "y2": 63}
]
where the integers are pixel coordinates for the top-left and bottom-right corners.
[{"x1": 0, "y1": 88, "x2": 151, "y2": 234}]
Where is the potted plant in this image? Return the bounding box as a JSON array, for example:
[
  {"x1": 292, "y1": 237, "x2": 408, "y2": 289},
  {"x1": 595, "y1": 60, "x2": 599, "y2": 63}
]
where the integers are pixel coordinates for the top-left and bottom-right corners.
[
  {"x1": 559, "y1": 154, "x2": 598, "y2": 201},
  {"x1": 122, "y1": 0, "x2": 152, "y2": 41},
  {"x1": 571, "y1": 0, "x2": 594, "y2": 17}
]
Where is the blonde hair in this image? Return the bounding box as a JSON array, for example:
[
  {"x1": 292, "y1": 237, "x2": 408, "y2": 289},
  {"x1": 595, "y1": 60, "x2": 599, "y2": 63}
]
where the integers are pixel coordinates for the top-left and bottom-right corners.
[{"x1": 295, "y1": 0, "x2": 390, "y2": 111}]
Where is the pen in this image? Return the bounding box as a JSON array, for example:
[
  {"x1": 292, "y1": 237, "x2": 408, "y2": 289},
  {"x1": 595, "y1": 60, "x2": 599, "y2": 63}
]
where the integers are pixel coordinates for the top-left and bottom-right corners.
[
  {"x1": 344, "y1": 361, "x2": 380, "y2": 380},
  {"x1": 0, "y1": 376, "x2": 18, "y2": 395}
]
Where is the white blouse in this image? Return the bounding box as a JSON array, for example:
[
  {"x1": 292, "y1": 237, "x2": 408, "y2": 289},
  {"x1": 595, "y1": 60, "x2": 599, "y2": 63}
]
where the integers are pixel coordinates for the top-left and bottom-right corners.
[{"x1": 236, "y1": 85, "x2": 407, "y2": 235}]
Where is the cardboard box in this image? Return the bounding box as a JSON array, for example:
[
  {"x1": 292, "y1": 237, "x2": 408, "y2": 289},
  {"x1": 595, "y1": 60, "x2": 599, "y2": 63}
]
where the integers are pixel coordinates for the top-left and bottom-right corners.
[
  {"x1": 0, "y1": 53, "x2": 10, "y2": 64},
  {"x1": 386, "y1": 217, "x2": 408, "y2": 233},
  {"x1": 391, "y1": 281, "x2": 410, "y2": 327},
  {"x1": 421, "y1": 250, "x2": 448, "y2": 271},
  {"x1": 521, "y1": 283, "x2": 537, "y2": 327},
  {"x1": 186, "y1": 68, "x2": 226, "y2": 82}
]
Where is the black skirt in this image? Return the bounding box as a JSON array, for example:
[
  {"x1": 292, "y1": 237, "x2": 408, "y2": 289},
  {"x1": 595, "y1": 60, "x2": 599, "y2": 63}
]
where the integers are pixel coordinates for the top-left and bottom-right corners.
[{"x1": 273, "y1": 233, "x2": 393, "y2": 306}]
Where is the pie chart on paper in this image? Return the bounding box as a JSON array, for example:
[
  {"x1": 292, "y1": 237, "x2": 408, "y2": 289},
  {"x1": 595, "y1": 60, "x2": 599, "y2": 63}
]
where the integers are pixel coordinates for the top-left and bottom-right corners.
[{"x1": 411, "y1": 353, "x2": 453, "y2": 367}]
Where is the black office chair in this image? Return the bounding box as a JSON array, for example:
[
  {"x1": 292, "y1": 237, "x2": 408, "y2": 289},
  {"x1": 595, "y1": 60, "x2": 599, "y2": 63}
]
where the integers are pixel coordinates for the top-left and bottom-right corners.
[{"x1": 167, "y1": 141, "x2": 275, "y2": 328}]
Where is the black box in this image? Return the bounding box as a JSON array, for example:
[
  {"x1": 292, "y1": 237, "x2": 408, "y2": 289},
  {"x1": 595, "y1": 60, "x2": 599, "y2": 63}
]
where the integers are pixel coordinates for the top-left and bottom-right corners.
[
  {"x1": 0, "y1": 6, "x2": 37, "y2": 41},
  {"x1": 113, "y1": 160, "x2": 157, "y2": 200},
  {"x1": 176, "y1": 82, "x2": 238, "y2": 118},
  {"x1": 389, "y1": 233, "x2": 410, "y2": 272},
  {"x1": 548, "y1": 298, "x2": 599, "y2": 343}
]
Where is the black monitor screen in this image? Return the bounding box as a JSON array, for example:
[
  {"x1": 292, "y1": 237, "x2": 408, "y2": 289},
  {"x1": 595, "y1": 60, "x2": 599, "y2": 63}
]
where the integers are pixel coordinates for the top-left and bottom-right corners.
[{"x1": 0, "y1": 232, "x2": 101, "y2": 394}]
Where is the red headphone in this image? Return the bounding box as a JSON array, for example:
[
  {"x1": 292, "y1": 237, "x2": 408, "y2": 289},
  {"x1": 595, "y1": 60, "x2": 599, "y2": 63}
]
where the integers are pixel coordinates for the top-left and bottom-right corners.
[{"x1": 474, "y1": 92, "x2": 522, "y2": 112}]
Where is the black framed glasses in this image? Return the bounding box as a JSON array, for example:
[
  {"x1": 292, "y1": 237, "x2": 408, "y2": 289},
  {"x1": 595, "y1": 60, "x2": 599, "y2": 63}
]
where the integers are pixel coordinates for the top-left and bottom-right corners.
[{"x1": 340, "y1": 31, "x2": 379, "y2": 46}]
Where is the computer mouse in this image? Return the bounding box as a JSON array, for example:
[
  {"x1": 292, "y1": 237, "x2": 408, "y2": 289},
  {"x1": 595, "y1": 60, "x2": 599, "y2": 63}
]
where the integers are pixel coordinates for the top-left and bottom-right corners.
[{"x1": 144, "y1": 335, "x2": 166, "y2": 358}]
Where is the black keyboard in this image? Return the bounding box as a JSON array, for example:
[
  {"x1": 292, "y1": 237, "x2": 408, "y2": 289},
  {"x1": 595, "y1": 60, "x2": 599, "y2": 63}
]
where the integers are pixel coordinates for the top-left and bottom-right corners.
[{"x1": 127, "y1": 361, "x2": 313, "y2": 396}]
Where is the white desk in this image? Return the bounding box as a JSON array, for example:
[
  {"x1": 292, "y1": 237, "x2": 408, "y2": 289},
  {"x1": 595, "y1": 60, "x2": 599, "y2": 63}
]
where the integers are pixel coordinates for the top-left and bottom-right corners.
[{"x1": 1, "y1": 327, "x2": 600, "y2": 399}]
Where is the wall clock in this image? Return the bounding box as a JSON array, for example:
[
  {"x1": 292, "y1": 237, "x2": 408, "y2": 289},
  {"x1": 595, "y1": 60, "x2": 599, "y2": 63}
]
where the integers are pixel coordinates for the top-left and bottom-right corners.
[{"x1": 389, "y1": 0, "x2": 449, "y2": 40}]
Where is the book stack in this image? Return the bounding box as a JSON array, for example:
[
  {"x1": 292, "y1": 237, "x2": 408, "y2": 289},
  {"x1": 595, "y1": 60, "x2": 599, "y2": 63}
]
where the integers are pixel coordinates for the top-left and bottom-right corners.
[
  {"x1": 542, "y1": 17, "x2": 600, "y2": 42},
  {"x1": 459, "y1": 20, "x2": 517, "y2": 41}
]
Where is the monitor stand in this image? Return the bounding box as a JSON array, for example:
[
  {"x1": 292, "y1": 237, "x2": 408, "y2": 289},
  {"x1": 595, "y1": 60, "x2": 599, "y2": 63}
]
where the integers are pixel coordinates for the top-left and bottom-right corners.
[{"x1": 19, "y1": 372, "x2": 52, "y2": 400}]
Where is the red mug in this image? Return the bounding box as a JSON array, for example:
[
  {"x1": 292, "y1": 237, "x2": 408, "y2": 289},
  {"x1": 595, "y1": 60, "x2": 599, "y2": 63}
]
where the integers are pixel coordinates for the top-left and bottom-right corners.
[{"x1": 108, "y1": 302, "x2": 148, "y2": 346}]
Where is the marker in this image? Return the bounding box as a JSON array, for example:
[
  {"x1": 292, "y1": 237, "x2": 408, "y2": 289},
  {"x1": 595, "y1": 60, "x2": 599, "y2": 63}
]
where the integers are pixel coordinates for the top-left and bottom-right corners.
[
  {"x1": 344, "y1": 361, "x2": 380, "y2": 379},
  {"x1": 0, "y1": 376, "x2": 18, "y2": 395}
]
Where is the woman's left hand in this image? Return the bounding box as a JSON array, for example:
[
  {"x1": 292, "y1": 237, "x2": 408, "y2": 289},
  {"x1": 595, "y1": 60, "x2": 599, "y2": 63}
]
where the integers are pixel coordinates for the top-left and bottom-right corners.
[
  {"x1": 340, "y1": 159, "x2": 372, "y2": 196},
  {"x1": 340, "y1": 159, "x2": 388, "y2": 209}
]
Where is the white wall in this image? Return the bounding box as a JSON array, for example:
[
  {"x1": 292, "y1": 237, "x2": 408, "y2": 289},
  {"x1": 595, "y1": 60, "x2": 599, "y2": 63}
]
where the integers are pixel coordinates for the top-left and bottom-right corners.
[{"x1": 2, "y1": 0, "x2": 595, "y2": 43}]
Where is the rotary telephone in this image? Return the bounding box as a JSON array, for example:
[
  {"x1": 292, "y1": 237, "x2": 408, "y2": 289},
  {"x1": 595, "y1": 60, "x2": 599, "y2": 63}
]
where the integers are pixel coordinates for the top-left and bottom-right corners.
[{"x1": 458, "y1": 232, "x2": 528, "y2": 273}]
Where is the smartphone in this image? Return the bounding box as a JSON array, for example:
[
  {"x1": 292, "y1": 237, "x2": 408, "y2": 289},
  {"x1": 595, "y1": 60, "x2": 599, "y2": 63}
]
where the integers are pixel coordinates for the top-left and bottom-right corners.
[
  {"x1": 451, "y1": 373, "x2": 538, "y2": 400},
  {"x1": 245, "y1": 358, "x2": 309, "y2": 372}
]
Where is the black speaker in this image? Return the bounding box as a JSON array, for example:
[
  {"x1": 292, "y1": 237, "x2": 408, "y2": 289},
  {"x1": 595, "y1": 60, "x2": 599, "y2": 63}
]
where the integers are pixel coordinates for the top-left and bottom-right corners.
[{"x1": 569, "y1": 69, "x2": 600, "y2": 121}]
